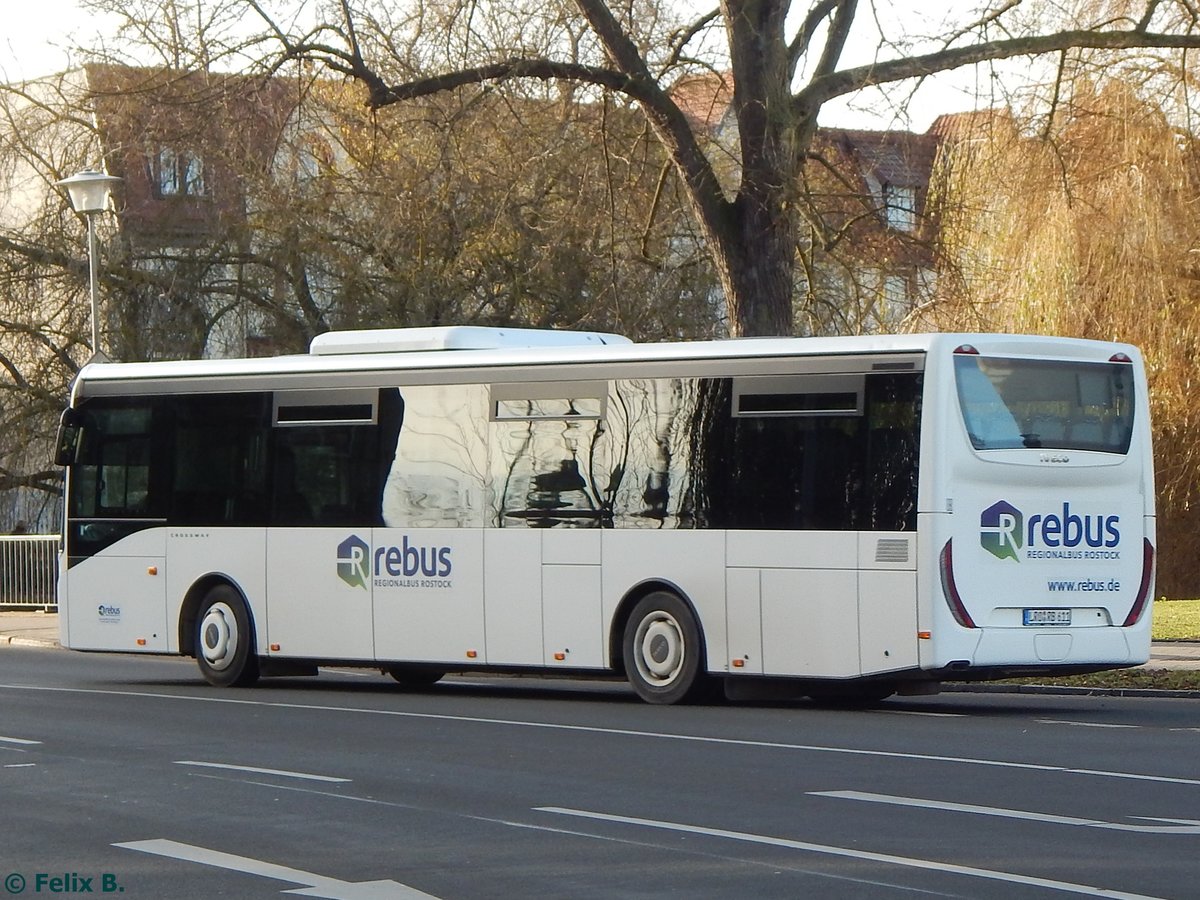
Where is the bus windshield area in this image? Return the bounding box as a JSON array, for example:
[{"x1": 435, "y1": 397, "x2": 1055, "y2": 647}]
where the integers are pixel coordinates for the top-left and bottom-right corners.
[{"x1": 955, "y1": 355, "x2": 1134, "y2": 454}]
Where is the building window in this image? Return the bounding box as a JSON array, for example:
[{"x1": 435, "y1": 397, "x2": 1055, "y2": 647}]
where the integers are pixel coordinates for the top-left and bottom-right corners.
[
  {"x1": 882, "y1": 183, "x2": 916, "y2": 232},
  {"x1": 152, "y1": 148, "x2": 206, "y2": 198}
]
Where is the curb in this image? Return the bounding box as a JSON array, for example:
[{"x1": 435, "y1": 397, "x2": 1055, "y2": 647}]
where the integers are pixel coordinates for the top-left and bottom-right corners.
[
  {"x1": 0, "y1": 635, "x2": 61, "y2": 649},
  {"x1": 942, "y1": 682, "x2": 1200, "y2": 699}
]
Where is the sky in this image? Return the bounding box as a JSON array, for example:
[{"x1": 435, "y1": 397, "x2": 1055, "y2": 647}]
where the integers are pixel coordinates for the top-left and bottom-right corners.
[
  {"x1": 1, "y1": 1, "x2": 1007, "y2": 133},
  {"x1": 2, "y1": 2, "x2": 117, "y2": 83}
]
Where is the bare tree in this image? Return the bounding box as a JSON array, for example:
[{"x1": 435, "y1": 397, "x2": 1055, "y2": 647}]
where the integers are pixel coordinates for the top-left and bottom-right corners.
[{"x1": 245, "y1": 0, "x2": 1200, "y2": 335}]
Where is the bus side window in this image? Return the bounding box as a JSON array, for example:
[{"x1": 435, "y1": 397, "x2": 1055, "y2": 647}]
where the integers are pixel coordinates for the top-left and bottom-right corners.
[
  {"x1": 271, "y1": 426, "x2": 380, "y2": 527},
  {"x1": 170, "y1": 394, "x2": 270, "y2": 526}
]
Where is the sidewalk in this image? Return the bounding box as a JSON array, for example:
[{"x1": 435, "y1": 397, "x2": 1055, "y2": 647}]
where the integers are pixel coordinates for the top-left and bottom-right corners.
[
  {"x1": 0, "y1": 610, "x2": 60, "y2": 648},
  {"x1": 3, "y1": 610, "x2": 1199, "y2": 670}
]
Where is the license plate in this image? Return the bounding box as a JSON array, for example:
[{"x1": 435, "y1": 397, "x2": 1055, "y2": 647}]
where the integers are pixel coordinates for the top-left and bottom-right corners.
[{"x1": 1023, "y1": 608, "x2": 1071, "y2": 626}]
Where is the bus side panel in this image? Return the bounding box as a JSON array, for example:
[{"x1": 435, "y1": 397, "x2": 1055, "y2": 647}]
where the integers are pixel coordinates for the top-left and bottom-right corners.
[
  {"x1": 482, "y1": 529, "x2": 543, "y2": 666},
  {"x1": 726, "y1": 531, "x2": 919, "y2": 678},
  {"x1": 728, "y1": 531, "x2": 856, "y2": 678},
  {"x1": 858, "y1": 570, "x2": 919, "y2": 674},
  {"x1": 166, "y1": 528, "x2": 267, "y2": 654},
  {"x1": 602, "y1": 530, "x2": 728, "y2": 674},
  {"x1": 542, "y1": 529, "x2": 603, "y2": 668},
  {"x1": 372, "y1": 527, "x2": 485, "y2": 665},
  {"x1": 267, "y1": 528, "x2": 375, "y2": 660},
  {"x1": 61, "y1": 527, "x2": 166, "y2": 652}
]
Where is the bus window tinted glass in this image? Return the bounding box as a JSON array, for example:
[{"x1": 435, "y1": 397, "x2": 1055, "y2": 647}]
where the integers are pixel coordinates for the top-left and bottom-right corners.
[
  {"x1": 171, "y1": 394, "x2": 270, "y2": 525},
  {"x1": 273, "y1": 425, "x2": 380, "y2": 526},
  {"x1": 682, "y1": 373, "x2": 920, "y2": 531},
  {"x1": 955, "y1": 356, "x2": 1134, "y2": 453},
  {"x1": 71, "y1": 403, "x2": 161, "y2": 519}
]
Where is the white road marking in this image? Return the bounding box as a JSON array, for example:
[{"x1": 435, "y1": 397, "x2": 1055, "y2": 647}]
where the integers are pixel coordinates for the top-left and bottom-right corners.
[
  {"x1": 116, "y1": 839, "x2": 438, "y2": 899},
  {"x1": 812, "y1": 791, "x2": 1200, "y2": 835},
  {"x1": 3, "y1": 763, "x2": 36, "y2": 768},
  {"x1": 536, "y1": 807, "x2": 1167, "y2": 900},
  {"x1": 2, "y1": 682, "x2": 1196, "y2": 787},
  {"x1": 0, "y1": 734, "x2": 41, "y2": 744},
  {"x1": 175, "y1": 760, "x2": 350, "y2": 783},
  {"x1": 882, "y1": 710, "x2": 967, "y2": 718},
  {"x1": 1037, "y1": 720, "x2": 1139, "y2": 729},
  {"x1": 188, "y1": 774, "x2": 966, "y2": 895}
]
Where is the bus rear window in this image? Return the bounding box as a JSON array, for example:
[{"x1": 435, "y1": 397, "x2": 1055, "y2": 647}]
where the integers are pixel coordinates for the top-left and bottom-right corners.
[{"x1": 954, "y1": 355, "x2": 1134, "y2": 453}]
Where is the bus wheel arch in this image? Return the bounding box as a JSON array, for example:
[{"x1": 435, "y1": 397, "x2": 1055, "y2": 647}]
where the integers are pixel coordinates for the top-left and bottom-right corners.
[
  {"x1": 185, "y1": 579, "x2": 260, "y2": 688},
  {"x1": 179, "y1": 574, "x2": 238, "y2": 657},
  {"x1": 613, "y1": 583, "x2": 710, "y2": 705}
]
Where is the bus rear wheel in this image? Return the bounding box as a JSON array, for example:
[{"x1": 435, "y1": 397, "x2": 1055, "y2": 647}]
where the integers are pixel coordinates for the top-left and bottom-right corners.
[
  {"x1": 385, "y1": 665, "x2": 445, "y2": 689},
  {"x1": 195, "y1": 585, "x2": 259, "y2": 688},
  {"x1": 623, "y1": 591, "x2": 707, "y2": 705}
]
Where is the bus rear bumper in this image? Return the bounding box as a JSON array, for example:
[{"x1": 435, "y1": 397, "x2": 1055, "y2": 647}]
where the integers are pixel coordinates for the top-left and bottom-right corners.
[{"x1": 957, "y1": 626, "x2": 1147, "y2": 670}]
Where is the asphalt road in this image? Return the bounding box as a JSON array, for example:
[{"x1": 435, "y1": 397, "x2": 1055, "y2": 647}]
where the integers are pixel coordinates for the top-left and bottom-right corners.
[{"x1": 2, "y1": 646, "x2": 1199, "y2": 899}]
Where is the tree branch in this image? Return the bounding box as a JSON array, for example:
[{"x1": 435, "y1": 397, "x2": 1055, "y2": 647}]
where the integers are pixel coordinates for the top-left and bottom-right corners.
[
  {"x1": 364, "y1": 59, "x2": 647, "y2": 107},
  {"x1": 811, "y1": 0, "x2": 859, "y2": 82},
  {"x1": 789, "y1": 0, "x2": 840, "y2": 75},
  {"x1": 665, "y1": 8, "x2": 722, "y2": 71},
  {"x1": 799, "y1": 27, "x2": 1200, "y2": 110}
]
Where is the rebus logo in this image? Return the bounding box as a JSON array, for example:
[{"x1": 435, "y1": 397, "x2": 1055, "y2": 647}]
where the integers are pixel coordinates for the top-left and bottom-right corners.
[
  {"x1": 337, "y1": 534, "x2": 454, "y2": 589},
  {"x1": 981, "y1": 500, "x2": 1023, "y2": 562},
  {"x1": 337, "y1": 534, "x2": 370, "y2": 589},
  {"x1": 980, "y1": 500, "x2": 1121, "y2": 562}
]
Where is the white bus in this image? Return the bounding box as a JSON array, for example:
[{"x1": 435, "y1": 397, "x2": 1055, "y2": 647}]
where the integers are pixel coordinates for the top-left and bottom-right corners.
[{"x1": 54, "y1": 327, "x2": 1155, "y2": 704}]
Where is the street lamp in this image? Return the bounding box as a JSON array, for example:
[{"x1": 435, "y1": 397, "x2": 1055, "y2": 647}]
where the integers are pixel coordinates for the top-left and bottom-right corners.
[{"x1": 56, "y1": 169, "x2": 122, "y2": 362}]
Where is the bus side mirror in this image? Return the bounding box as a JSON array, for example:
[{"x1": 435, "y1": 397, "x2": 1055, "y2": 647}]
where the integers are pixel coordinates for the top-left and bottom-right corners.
[{"x1": 54, "y1": 408, "x2": 83, "y2": 467}]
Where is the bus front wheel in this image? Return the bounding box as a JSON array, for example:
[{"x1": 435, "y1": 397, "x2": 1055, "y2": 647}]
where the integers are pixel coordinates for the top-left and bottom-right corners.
[
  {"x1": 195, "y1": 586, "x2": 260, "y2": 688},
  {"x1": 622, "y1": 591, "x2": 707, "y2": 705}
]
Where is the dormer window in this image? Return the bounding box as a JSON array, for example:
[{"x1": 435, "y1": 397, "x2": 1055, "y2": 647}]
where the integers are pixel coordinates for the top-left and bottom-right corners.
[
  {"x1": 152, "y1": 148, "x2": 206, "y2": 198},
  {"x1": 882, "y1": 183, "x2": 916, "y2": 232}
]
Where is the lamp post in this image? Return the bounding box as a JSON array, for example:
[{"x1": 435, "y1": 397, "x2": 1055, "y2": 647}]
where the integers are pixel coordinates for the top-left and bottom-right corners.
[{"x1": 56, "y1": 169, "x2": 121, "y2": 362}]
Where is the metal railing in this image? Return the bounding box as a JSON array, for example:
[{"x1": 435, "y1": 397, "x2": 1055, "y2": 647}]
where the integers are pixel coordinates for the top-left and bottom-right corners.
[{"x1": 0, "y1": 535, "x2": 58, "y2": 610}]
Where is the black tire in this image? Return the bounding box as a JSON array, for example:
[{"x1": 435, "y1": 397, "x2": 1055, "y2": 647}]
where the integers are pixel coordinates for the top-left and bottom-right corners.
[
  {"x1": 622, "y1": 591, "x2": 707, "y2": 705},
  {"x1": 385, "y1": 665, "x2": 445, "y2": 689},
  {"x1": 194, "y1": 585, "x2": 260, "y2": 687}
]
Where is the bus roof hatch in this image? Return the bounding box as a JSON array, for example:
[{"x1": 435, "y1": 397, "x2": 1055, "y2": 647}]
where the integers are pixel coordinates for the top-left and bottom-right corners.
[{"x1": 309, "y1": 326, "x2": 632, "y2": 355}]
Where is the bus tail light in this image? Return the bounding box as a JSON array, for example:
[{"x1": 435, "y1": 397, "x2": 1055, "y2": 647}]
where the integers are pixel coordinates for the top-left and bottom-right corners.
[
  {"x1": 939, "y1": 540, "x2": 977, "y2": 629},
  {"x1": 1121, "y1": 539, "x2": 1155, "y2": 627}
]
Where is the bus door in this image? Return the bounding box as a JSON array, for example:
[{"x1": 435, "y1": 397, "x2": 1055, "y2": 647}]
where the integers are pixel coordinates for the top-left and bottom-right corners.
[
  {"x1": 263, "y1": 390, "x2": 385, "y2": 661},
  {"x1": 60, "y1": 400, "x2": 168, "y2": 652}
]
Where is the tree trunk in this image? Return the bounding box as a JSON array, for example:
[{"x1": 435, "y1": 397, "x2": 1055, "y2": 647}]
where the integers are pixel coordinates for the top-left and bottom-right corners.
[
  {"x1": 716, "y1": 195, "x2": 797, "y2": 337},
  {"x1": 716, "y1": 0, "x2": 800, "y2": 337}
]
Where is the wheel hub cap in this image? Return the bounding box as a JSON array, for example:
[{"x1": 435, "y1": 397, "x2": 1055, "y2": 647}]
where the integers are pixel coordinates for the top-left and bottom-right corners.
[
  {"x1": 636, "y1": 614, "x2": 684, "y2": 685},
  {"x1": 199, "y1": 602, "x2": 238, "y2": 671}
]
